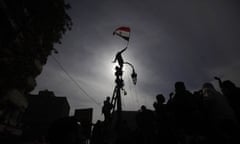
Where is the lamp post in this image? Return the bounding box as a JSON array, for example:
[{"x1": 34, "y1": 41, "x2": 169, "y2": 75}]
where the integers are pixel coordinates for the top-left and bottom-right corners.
[{"x1": 110, "y1": 49, "x2": 137, "y2": 127}]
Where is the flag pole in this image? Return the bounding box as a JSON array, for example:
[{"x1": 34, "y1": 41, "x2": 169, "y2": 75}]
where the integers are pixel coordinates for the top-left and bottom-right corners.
[
  {"x1": 126, "y1": 40, "x2": 129, "y2": 48},
  {"x1": 126, "y1": 31, "x2": 131, "y2": 48}
]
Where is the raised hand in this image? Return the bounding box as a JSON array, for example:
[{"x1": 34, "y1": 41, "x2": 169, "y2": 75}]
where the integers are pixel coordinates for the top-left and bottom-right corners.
[{"x1": 214, "y1": 76, "x2": 221, "y2": 81}]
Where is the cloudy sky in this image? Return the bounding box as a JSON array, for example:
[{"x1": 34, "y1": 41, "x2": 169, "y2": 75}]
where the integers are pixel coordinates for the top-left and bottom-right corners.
[{"x1": 33, "y1": 0, "x2": 240, "y2": 122}]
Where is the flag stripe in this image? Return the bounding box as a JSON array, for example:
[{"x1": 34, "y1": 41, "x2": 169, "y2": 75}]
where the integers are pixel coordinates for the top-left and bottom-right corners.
[
  {"x1": 113, "y1": 26, "x2": 131, "y2": 41},
  {"x1": 115, "y1": 33, "x2": 129, "y2": 41},
  {"x1": 115, "y1": 27, "x2": 130, "y2": 32},
  {"x1": 114, "y1": 31, "x2": 129, "y2": 37},
  {"x1": 114, "y1": 26, "x2": 130, "y2": 32}
]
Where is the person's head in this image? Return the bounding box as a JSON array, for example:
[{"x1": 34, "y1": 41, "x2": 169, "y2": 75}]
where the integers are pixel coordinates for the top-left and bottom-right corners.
[
  {"x1": 141, "y1": 105, "x2": 146, "y2": 111},
  {"x1": 106, "y1": 96, "x2": 110, "y2": 101},
  {"x1": 202, "y1": 83, "x2": 216, "y2": 97},
  {"x1": 175, "y1": 81, "x2": 186, "y2": 92},
  {"x1": 202, "y1": 82, "x2": 215, "y2": 90},
  {"x1": 222, "y1": 80, "x2": 236, "y2": 89},
  {"x1": 156, "y1": 94, "x2": 165, "y2": 104},
  {"x1": 221, "y1": 80, "x2": 236, "y2": 95}
]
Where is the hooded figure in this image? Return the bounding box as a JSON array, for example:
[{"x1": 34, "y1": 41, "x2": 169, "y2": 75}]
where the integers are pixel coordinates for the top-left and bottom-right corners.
[{"x1": 202, "y1": 83, "x2": 239, "y2": 143}]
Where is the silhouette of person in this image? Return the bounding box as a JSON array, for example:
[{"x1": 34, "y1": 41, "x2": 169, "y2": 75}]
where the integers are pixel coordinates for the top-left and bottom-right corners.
[
  {"x1": 153, "y1": 94, "x2": 174, "y2": 144},
  {"x1": 202, "y1": 82, "x2": 238, "y2": 144},
  {"x1": 153, "y1": 94, "x2": 167, "y2": 120},
  {"x1": 113, "y1": 47, "x2": 127, "y2": 68},
  {"x1": 136, "y1": 105, "x2": 155, "y2": 144},
  {"x1": 91, "y1": 120, "x2": 104, "y2": 144},
  {"x1": 215, "y1": 77, "x2": 240, "y2": 122},
  {"x1": 169, "y1": 82, "x2": 197, "y2": 143},
  {"x1": 102, "y1": 97, "x2": 113, "y2": 123}
]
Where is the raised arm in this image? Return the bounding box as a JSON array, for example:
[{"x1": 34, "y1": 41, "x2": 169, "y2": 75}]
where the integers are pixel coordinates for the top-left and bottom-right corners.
[
  {"x1": 119, "y1": 47, "x2": 127, "y2": 53},
  {"x1": 214, "y1": 76, "x2": 223, "y2": 89}
]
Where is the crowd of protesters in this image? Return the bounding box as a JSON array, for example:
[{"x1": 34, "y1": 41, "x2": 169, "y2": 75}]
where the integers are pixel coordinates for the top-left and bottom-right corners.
[
  {"x1": 23, "y1": 77, "x2": 240, "y2": 144},
  {"x1": 92, "y1": 77, "x2": 240, "y2": 144}
]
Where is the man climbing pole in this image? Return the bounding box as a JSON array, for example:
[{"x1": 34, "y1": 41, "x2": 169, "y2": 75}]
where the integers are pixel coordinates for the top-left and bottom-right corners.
[
  {"x1": 102, "y1": 96, "x2": 113, "y2": 123},
  {"x1": 113, "y1": 47, "x2": 127, "y2": 69}
]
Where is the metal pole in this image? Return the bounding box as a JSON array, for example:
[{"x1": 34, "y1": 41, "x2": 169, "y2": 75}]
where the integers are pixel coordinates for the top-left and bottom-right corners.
[{"x1": 116, "y1": 85, "x2": 122, "y2": 111}]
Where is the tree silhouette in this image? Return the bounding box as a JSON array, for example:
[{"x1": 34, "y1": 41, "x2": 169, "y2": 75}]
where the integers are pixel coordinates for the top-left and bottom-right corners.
[{"x1": 0, "y1": 0, "x2": 72, "y2": 127}]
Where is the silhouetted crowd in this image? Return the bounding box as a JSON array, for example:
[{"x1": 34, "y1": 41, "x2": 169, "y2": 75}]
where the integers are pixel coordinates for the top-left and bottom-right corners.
[
  {"x1": 7, "y1": 78, "x2": 239, "y2": 144},
  {"x1": 92, "y1": 78, "x2": 240, "y2": 144}
]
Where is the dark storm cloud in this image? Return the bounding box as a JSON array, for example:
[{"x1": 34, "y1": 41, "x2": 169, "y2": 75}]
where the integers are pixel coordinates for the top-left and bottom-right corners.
[{"x1": 34, "y1": 0, "x2": 240, "y2": 121}]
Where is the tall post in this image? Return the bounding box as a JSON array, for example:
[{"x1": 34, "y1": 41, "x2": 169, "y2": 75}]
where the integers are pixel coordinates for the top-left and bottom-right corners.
[
  {"x1": 116, "y1": 83, "x2": 122, "y2": 123},
  {"x1": 111, "y1": 47, "x2": 137, "y2": 129},
  {"x1": 114, "y1": 65, "x2": 124, "y2": 126}
]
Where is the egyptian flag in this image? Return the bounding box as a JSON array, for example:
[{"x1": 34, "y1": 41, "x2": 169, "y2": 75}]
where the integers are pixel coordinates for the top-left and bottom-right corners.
[{"x1": 113, "y1": 26, "x2": 131, "y2": 41}]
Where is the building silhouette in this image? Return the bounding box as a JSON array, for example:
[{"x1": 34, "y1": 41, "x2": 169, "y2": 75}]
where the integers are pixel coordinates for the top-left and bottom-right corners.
[{"x1": 22, "y1": 90, "x2": 70, "y2": 140}]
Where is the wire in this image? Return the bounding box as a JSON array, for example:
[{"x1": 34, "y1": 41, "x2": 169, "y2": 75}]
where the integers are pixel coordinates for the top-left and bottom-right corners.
[
  {"x1": 127, "y1": 75, "x2": 140, "y2": 110},
  {"x1": 51, "y1": 55, "x2": 101, "y2": 107},
  {"x1": 128, "y1": 75, "x2": 136, "y2": 109},
  {"x1": 127, "y1": 76, "x2": 133, "y2": 109}
]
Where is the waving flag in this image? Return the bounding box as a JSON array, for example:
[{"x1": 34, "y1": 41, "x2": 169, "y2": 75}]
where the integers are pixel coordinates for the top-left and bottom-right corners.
[{"x1": 113, "y1": 26, "x2": 131, "y2": 41}]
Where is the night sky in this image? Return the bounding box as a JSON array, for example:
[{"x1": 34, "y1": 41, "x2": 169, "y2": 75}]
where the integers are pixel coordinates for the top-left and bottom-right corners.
[{"x1": 33, "y1": 0, "x2": 240, "y2": 122}]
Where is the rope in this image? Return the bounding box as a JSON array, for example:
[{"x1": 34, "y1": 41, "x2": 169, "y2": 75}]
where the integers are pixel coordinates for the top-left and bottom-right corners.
[{"x1": 52, "y1": 55, "x2": 101, "y2": 107}]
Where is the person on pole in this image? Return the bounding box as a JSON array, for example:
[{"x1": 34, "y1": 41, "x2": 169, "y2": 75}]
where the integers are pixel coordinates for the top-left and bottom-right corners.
[
  {"x1": 102, "y1": 96, "x2": 113, "y2": 123},
  {"x1": 113, "y1": 47, "x2": 127, "y2": 69}
]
